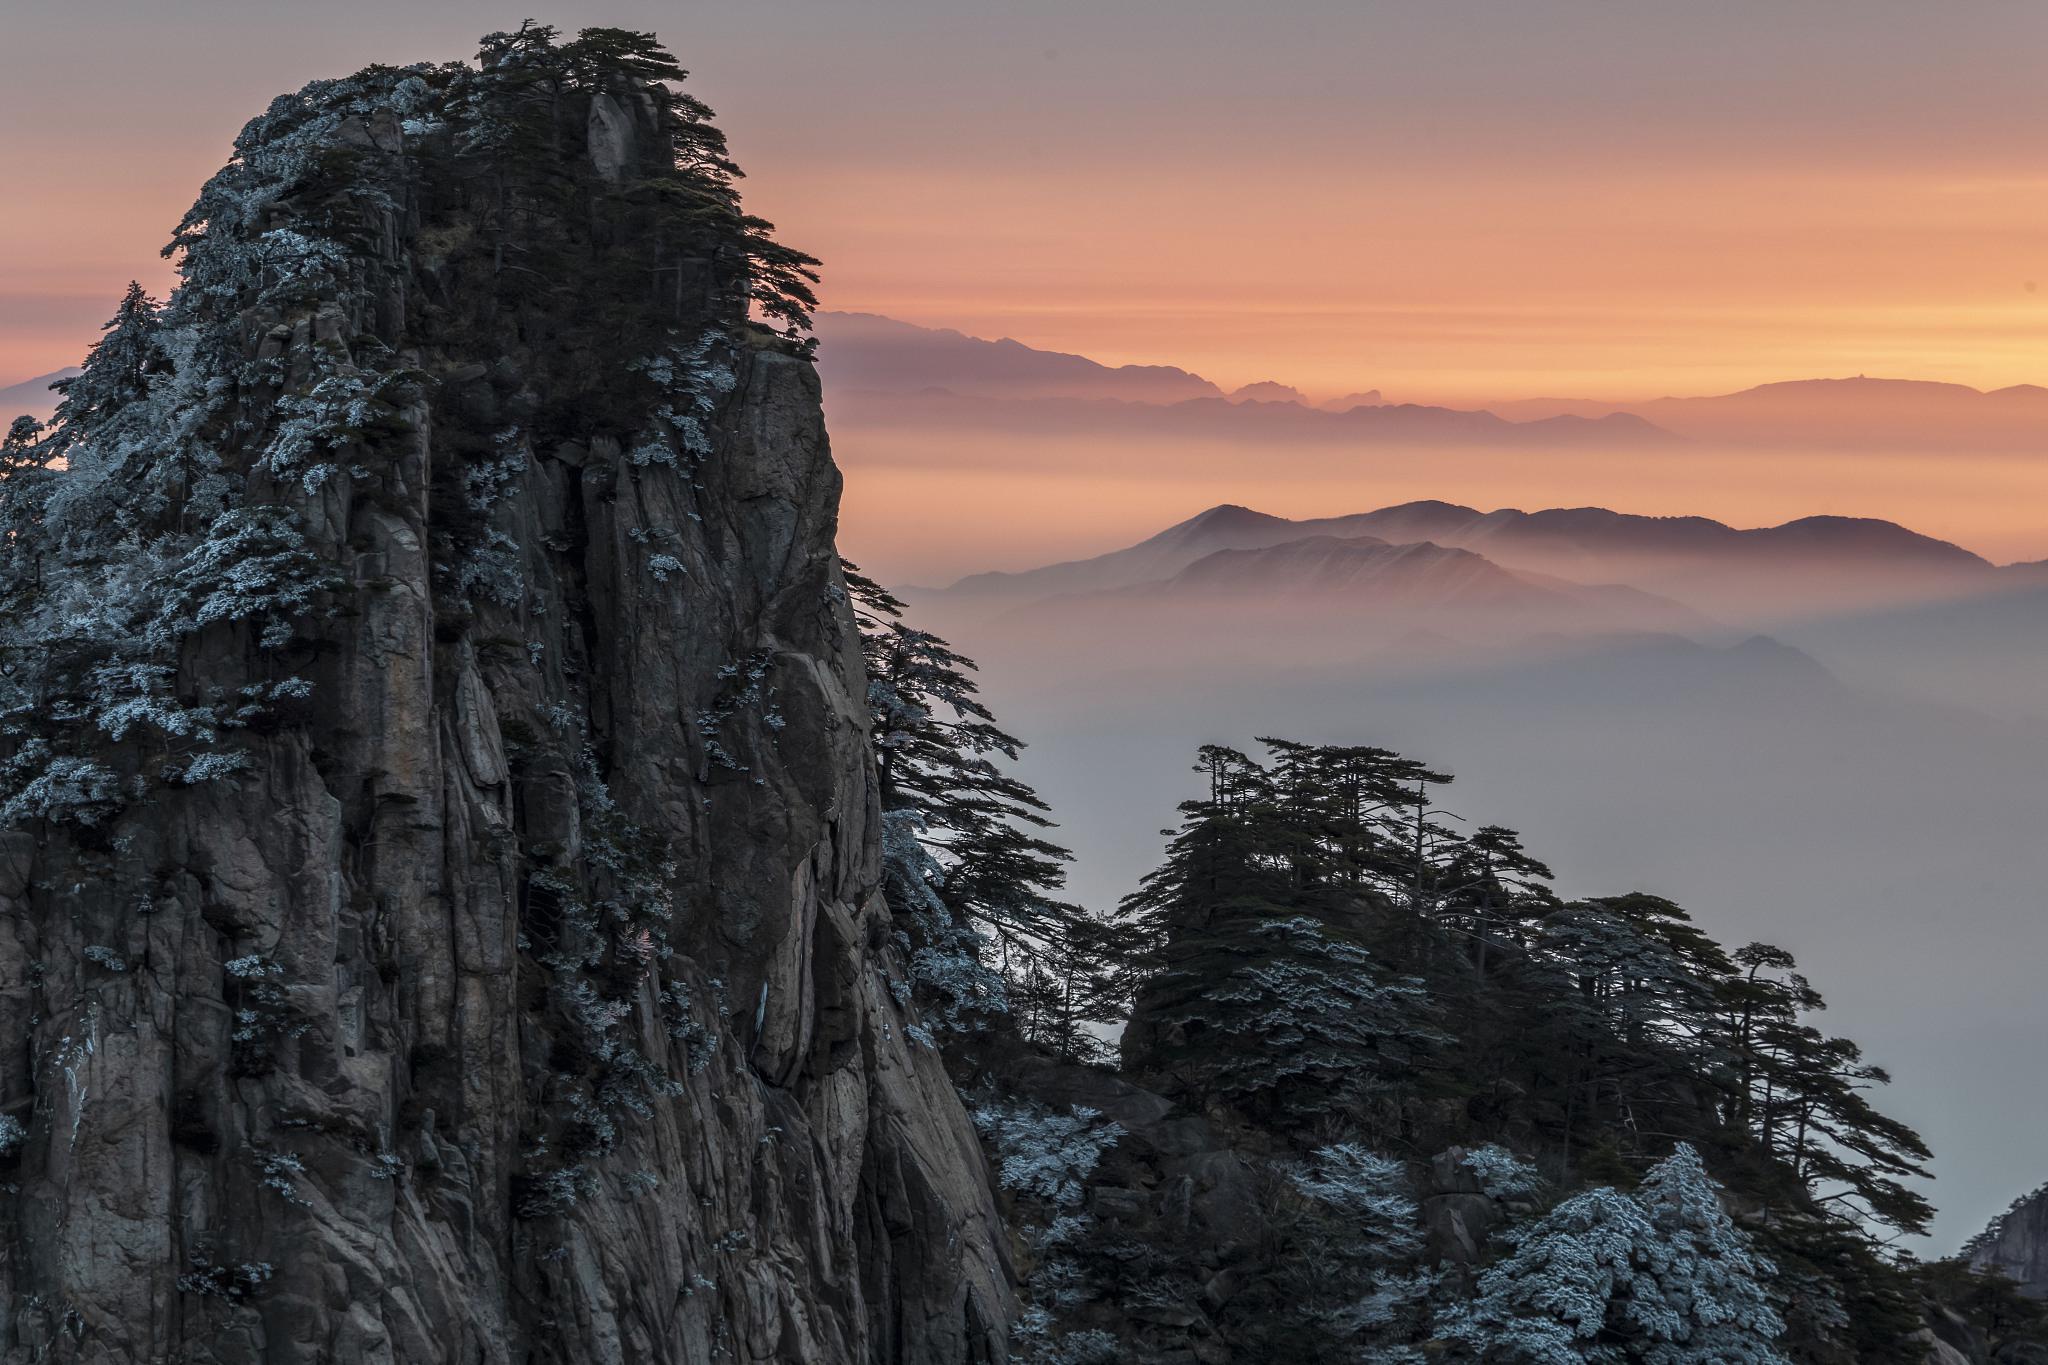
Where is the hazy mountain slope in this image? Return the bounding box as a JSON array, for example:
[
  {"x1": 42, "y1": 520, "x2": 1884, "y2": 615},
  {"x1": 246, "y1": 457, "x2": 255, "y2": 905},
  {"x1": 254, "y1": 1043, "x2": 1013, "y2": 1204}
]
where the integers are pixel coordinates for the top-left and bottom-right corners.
[
  {"x1": 944, "y1": 503, "x2": 1315, "y2": 598},
  {"x1": 1789, "y1": 582, "x2": 2048, "y2": 723},
  {"x1": 1225, "y1": 380, "x2": 1306, "y2": 404},
  {"x1": 963, "y1": 535, "x2": 1715, "y2": 689},
  {"x1": 1493, "y1": 376, "x2": 2048, "y2": 451},
  {"x1": 1158, "y1": 535, "x2": 1546, "y2": 604},
  {"x1": 1332, "y1": 504, "x2": 1994, "y2": 609},
  {"x1": 1099, "y1": 535, "x2": 1707, "y2": 634},
  {"x1": 832, "y1": 386, "x2": 1672, "y2": 451},
  {"x1": 939, "y1": 499, "x2": 1994, "y2": 615},
  {"x1": 0, "y1": 367, "x2": 79, "y2": 422},
  {"x1": 1317, "y1": 389, "x2": 1384, "y2": 411},
  {"x1": 813, "y1": 310, "x2": 1223, "y2": 402}
]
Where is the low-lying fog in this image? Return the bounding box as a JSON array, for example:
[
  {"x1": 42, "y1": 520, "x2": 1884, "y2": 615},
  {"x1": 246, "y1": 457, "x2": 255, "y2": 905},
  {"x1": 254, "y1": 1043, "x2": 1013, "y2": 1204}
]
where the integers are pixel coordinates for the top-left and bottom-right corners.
[
  {"x1": 894, "y1": 516, "x2": 2048, "y2": 1254},
  {"x1": 830, "y1": 422, "x2": 2048, "y2": 587},
  {"x1": 821, "y1": 314, "x2": 2048, "y2": 1250}
]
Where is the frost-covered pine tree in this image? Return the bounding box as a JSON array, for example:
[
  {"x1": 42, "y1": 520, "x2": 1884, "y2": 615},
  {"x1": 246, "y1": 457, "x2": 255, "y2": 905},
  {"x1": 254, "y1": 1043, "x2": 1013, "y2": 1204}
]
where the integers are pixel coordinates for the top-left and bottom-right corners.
[
  {"x1": 1121, "y1": 743, "x2": 1445, "y2": 1125},
  {"x1": 845, "y1": 560, "x2": 1123, "y2": 1050},
  {"x1": 969, "y1": 1097, "x2": 1124, "y2": 1365},
  {"x1": 1279, "y1": 1143, "x2": 1434, "y2": 1363},
  {"x1": 1440, "y1": 1143, "x2": 1789, "y2": 1364}
]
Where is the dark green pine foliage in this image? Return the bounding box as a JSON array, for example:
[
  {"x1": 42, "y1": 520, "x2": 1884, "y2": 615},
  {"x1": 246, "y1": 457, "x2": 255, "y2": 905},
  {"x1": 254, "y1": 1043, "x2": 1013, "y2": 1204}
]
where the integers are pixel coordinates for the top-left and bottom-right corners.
[
  {"x1": 1096, "y1": 735, "x2": 1962, "y2": 1363},
  {"x1": 843, "y1": 561, "x2": 1127, "y2": 1058},
  {"x1": 1534, "y1": 893, "x2": 1735, "y2": 1174},
  {"x1": 1121, "y1": 742, "x2": 1446, "y2": 1125},
  {"x1": 46, "y1": 283, "x2": 162, "y2": 462},
  {"x1": 448, "y1": 23, "x2": 818, "y2": 347},
  {"x1": 1001, "y1": 904, "x2": 1133, "y2": 1066}
]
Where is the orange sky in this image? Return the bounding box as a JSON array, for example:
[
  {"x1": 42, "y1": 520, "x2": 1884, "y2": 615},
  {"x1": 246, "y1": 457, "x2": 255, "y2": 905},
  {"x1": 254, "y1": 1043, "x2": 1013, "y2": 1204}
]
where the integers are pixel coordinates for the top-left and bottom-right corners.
[
  {"x1": 827, "y1": 421, "x2": 2048, "y2": 583},
  {"x1": 14, "y1": 153, "x2": 2044, "y2": 406},
  {"x1": 7, "y1": 2, "x2": 2048, "y2": 403},
  {"x1": 6, "y1": 3, "x2": 2047, "y2": 581},
  {"x1": 785, "y1": 159, "x2": 2048, "y2": 405}
]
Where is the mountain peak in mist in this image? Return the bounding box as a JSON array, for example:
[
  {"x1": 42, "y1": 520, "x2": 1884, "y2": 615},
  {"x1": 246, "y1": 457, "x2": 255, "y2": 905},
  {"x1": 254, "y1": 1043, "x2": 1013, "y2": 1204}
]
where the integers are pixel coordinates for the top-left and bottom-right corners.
[
  {"x1": 1317, "y1": 389, "x2": 1385, "y2": 411},
  {"x1": 1226, "y1": 380, "x2": 1307, "y2": 405},
  {"x1": 1492, "y1": 374, "x2": 2048, "y2": 451},
  {"x1": 1167, "y1": 503, "x2": 1295, "y2": 539},
  {"x1": 812, "y1": 311, "x2": 1224, "y2": 402},
  {"x1": 1161, "y1": 534, "x2": 1548, "y2": 607},
  {"x1": 940, "y1": 498, "x2": 1997, "y2": 618}
]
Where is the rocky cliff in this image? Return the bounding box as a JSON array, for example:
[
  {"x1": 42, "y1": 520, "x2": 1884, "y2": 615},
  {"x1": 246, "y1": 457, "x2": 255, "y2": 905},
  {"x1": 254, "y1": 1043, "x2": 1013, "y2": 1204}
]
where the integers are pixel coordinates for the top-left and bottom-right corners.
[
  {"x1": 0, "y1": 27, "x2": 1010, "y2": 1364},
  {"x1": 1973, "y1": 1185, "x2": 2048, "y2": 1301}
]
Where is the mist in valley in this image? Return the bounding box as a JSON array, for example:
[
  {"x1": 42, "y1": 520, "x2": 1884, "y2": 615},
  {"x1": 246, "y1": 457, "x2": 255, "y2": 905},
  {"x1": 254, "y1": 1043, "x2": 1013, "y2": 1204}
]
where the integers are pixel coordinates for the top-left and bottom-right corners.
[{"x1": 898, "y1": 504, "x2": 2048, "y2": 1254}]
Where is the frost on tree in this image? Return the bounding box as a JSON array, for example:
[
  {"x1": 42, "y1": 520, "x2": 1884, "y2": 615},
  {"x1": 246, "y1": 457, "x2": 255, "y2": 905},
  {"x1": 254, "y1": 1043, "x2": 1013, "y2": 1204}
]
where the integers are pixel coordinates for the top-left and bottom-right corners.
[
  {"x1": 845, "y1": 559, "x2": 1124, "y2": 1059},
  {"x1": 0, "y1": 26, "x2": 824, "y2": 841},
  {"x1": 0, "y1": 25, "x2": 831, "y2": 1220},
  {"x1": 1441, "y1": 1144, "x2": 1789, "y2": 1364},
  {"x1": 1283, "y1": 1142, "x2": 1435, "y2": 1363},
  {"x1": 970, "y1": 1097, "x2": 1124, "y2": 1365}
]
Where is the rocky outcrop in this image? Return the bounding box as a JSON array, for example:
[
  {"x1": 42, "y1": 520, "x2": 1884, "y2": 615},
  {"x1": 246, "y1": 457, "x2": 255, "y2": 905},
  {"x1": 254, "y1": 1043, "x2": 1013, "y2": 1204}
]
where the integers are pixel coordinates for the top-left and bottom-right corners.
[
  {"x1": 0, "y1": 32, "x2": 1010, "y2": 1365},
  {"x1": 1973, "y1": 1184, "x2": 2048, "y2": 1300},
  {"x1": 1417, "y1": 1146, "x2": 1511, "y2": 1267}
]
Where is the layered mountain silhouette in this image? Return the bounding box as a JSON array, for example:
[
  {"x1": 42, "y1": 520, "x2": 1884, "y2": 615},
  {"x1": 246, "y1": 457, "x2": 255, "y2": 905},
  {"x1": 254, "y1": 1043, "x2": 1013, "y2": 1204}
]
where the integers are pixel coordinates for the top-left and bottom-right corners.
[
  {"x1": 1161, "y1": 535, "x2": 1550, "y2": 603},
  {"x1": 938, "y1": 500, "x2": 2003, "y2": 616},
  {"x1": 1316, "y1": 389, "x2": 1385, "y2": 411},
  {"x1": 1490, "y1": 376, "x2": 2048, "y2": 451},
  {"x1": 1014, "y1": 533, "x2": 1712, "y2": 640},
  {"x1": 1225, "y1": 380, "x2": 1307, "y2": 404},
  {"x1": 814, "y1": 313, "x2": 2048, "y2": 453},
  {"x1": 829, "y1": 386, "x2": 1671, "y2": 449},
  {"x1": 812, "y1": 311, "x2": 1223, "y2": 402},
  {"x1": 815, "y1": 312, "x2": 1671, "y2": 450}
]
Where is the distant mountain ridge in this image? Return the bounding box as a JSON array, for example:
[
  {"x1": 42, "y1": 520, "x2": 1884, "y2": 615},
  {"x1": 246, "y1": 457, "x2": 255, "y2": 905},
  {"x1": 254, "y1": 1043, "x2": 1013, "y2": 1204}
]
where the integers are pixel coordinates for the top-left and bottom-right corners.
[
  {"x1": 1071, "y1": 532, "x2": 1713, "y2": 633},
  {"x1": 813, "y1": 312, "x2": 1672, "y2": 450},
  {"x1": 813, "y1": 311, "x2": 1224, "y2": 403},
  {"x1": 936, "y1": 500, "x2": 2002, "y2": 616},
  {"x1": 814, "y1": 313, "x2": 2048, "y2": 452},
  {"x1": 1151, "y1": 534, "x2": 1557, "y2": 607},
  {"x1": 0, "y1": 368, "x2": 79, "y2": 422},
  {"x1": 1490, "y1": 376, "x2": 2048, "y2": 450},
  {"x1": 827, "y1": 386, "x2": 1673, "y2": 449}
]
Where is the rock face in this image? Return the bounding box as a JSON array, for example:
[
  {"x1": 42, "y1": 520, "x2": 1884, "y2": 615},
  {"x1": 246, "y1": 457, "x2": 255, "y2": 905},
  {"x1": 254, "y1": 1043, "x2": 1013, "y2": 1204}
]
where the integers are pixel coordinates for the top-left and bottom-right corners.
[
  {"x1": 1416, "y1": 1147, "x2": 1509, "y2": 1268},
  {"x1": 0, "y1": 33, "x2": 1010, "y2": 1365},
  {"x1": 1972, "y1": 1184, "x2": 2048, "y2": 1300}
]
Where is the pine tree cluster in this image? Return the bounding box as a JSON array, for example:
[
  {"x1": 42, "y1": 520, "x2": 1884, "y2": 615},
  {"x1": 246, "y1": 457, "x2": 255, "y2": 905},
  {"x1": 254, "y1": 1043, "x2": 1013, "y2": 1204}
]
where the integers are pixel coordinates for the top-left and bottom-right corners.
[{"x1": 847, "y1": 587, "x2": 2040, "y2": 1360}]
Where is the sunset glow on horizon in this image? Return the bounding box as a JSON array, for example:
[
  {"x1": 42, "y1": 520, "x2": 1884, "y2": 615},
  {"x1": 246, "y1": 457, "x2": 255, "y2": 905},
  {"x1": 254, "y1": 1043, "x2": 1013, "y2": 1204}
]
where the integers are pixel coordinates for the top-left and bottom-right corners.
[
  {"x1": 7, "y1": 1, "x2": 2048, "y2": 406},
  {"x1": 7, "y1": 2, "x2": 2048, "y2": 577}
]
